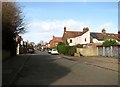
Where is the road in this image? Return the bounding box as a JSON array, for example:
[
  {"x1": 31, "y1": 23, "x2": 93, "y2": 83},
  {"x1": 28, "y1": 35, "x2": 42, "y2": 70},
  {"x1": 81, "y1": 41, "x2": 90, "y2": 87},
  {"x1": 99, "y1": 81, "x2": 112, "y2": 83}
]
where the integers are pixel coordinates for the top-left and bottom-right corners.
[{"x1": 4, "y1": 51, "x2": 118, "y2": 85}]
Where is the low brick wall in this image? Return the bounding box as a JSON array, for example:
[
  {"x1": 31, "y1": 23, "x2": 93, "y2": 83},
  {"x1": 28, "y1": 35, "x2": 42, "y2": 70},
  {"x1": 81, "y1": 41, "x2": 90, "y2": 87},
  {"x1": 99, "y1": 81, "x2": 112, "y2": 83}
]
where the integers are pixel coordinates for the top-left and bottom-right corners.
[
  {"x1": 2, "y1": 50, "x2": 11, "y2": 60},
  {"x1": 76, "y1": 48, "x2": 98, "y2": 57}
]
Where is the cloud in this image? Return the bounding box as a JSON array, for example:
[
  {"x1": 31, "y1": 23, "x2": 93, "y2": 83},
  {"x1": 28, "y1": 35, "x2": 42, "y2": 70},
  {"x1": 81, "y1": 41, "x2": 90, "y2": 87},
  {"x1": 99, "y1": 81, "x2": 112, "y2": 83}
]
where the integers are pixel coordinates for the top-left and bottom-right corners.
[
  {"x1": 102, "y1": 22, "x2": 113, "y2": 28},
  {"x1": 29, "y1": 19, "x2": 87, "y2": 32},
  {"x1": 99, "y1": 21, "x2": 113, "y2": 31},
  {"x1": 21, "y1": 19, "x2": 88, "y2": 44},
  {"x1": 20, "y1": 19, "x2": 117, "y2": 44},
  {"x1": 92, "y1": 21, "x2": 118, "y2": 33}
]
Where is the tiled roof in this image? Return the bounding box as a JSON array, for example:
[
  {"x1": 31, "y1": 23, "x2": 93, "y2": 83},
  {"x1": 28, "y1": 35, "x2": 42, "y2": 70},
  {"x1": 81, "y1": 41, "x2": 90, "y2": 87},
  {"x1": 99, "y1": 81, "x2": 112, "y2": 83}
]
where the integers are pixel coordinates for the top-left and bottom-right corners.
[
  {"x1": 53, "y1": 37, "x2": 63, "y2": 42},
  {"x1": 49, "y1": 40, "x2": 52, "y2": 43},
  {"x1": 64, "y1": 31, "x2": 84, "y2": 38},
  {"x1": 90, "y1": 32, "x2": 120, "y2": 41},
  {"x1": 62, "y1": 27, "x2": 120, "y2": 43}
]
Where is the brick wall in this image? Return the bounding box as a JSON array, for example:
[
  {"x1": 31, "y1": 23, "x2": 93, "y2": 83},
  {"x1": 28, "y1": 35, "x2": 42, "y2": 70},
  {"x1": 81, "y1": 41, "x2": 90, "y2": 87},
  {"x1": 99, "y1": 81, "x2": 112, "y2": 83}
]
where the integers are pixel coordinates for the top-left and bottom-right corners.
[{"x1": 76, "y1": 48, "x2": 98, "y2": 57}]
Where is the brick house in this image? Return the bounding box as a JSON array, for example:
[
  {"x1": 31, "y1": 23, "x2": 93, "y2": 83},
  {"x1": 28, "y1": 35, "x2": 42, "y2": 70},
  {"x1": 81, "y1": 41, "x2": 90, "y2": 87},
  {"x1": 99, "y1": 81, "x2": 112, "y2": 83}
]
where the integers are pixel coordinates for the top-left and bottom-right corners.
[
  {"x1": 45, "y1": 42, "x2": 50, "y2": 49},
  {"x1": 49, "y1": 36, "x2": 63, "y2": 48}
]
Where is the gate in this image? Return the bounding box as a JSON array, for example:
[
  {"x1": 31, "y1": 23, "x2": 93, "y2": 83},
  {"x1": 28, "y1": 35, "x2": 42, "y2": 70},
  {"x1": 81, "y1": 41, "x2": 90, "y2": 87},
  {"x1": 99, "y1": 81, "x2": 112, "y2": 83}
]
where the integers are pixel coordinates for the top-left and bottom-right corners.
[
  {"x1": 112, "y1": 46, "x2": 118, "y2": 57},
  {"x1": 105, "y1": 46, "x2": 111, "y2": 57},
  {"x1": 98, "y1": 46, "x2": 103, "y2": 56}
]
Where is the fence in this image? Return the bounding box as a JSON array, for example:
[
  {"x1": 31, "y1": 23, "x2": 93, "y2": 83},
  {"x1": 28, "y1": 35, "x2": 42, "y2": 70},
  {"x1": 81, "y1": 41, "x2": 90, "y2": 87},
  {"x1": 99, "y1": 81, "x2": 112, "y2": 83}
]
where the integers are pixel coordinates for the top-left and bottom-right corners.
[{"x1": 98, "y1": 45, "x2": 120, "y2": 58}]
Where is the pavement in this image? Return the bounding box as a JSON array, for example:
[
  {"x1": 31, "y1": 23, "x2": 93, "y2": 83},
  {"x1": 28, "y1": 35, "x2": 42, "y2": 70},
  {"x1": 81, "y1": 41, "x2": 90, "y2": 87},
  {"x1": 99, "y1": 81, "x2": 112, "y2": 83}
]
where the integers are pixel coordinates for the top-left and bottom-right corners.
[
  {"x1": 2, "y1": 54, "x2": 30, "y2": 86},
  {"x1": 61, "y1": 55, "x2": 119, "y2": 73}
]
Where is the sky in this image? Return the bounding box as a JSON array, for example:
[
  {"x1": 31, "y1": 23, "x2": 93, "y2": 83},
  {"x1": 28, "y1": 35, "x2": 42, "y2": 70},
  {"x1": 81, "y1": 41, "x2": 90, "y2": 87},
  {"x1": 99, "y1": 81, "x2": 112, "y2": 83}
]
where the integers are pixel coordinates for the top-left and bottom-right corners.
[{"x1": 18, "y1": 2, "x2": 118, "y2": 44}]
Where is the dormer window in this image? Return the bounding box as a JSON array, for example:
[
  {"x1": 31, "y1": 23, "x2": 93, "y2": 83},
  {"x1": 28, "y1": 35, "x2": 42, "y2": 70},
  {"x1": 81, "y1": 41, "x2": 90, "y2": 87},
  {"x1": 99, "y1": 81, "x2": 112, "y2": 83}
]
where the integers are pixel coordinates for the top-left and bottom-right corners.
[
  {"x1": 70, "y1": 39, "x2": 72, "y2": 43},
  {"x1": 85, "y1": 38, "x2": 87, "y2": 42}
]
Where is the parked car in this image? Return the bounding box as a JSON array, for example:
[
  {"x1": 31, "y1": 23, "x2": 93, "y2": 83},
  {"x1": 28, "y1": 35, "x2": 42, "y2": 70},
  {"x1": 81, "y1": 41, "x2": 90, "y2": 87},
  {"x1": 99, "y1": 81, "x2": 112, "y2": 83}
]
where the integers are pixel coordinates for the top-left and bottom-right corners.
[
  {"x1": 51, "y1": 49, "x2": 59, "y2": 55},
  {"x1": 48, "y1": 49, "x2": 52, "y2": 54},
  {"x1": 27, "y1": 48, "x2": 34, "y2": 54}
]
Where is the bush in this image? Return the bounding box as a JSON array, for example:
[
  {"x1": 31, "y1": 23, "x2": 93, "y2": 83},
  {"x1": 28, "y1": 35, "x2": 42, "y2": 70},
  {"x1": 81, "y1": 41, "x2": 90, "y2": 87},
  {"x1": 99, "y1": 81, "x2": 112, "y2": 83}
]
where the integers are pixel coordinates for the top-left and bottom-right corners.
[
  {"x1": 68, "y1": 46, "x2": 76, "y2": 56},
  {"x1": 103, "y1": 39, "x2": 119, "y2": 46},
  {"x1": 57, "y1": 42, "x2": 76, "y2": 56},
  {"x1": 57, "y1": 42, "x2": 65, "y2": 54},
  {"x1": 64, "y1": 45, "x2": 70, "y2": 55},
  {"x1": 76, "y1": 44, "x2": 83, "y2": 48}
]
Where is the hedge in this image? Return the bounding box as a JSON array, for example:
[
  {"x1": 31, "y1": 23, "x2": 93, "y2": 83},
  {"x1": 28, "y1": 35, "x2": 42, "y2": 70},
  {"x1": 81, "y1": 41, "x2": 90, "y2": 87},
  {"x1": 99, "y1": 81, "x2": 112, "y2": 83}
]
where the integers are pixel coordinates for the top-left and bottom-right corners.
[{"x1": 57, "y1": 42, "x2": 76, "y2": 56}]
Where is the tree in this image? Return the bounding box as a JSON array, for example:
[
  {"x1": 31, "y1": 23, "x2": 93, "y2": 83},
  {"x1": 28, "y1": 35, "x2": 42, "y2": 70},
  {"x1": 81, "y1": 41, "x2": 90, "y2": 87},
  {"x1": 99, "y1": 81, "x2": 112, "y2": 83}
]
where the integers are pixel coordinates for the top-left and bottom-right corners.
[
  {"x1": 103, "y1": 39, "x2": 119, "y2": 46},
  {"x1": 57, "y1": 42, "x2": 66, "y2": 54},
  {"x1": 39, "y1": 40, "x2": 45, "y2": 45},
  {"x1": 57, "y1": 42, "x2": 76, "y2": 56},
  {"x1": 2, "y1": 2, "x2": 26, "y2": 55},
  {"x1": 30, "y1": 42, "x2": 35, "y2": 47}
]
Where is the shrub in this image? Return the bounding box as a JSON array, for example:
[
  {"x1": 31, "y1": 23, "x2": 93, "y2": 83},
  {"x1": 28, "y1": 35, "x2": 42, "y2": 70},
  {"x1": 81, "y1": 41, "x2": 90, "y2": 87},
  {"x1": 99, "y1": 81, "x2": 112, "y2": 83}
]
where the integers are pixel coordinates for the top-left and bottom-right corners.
[
  {"x1": 103, "y1": 39, "x2": 119, "y2": 46},
  {"x1": 76, "y1": 44, "x2": 83, "y2": 48},
  {"x1": 68, "y1": 46, "x2": 76, "y2": 56},
  {"x1": 57, "y1": 42, "x2": 76, "y2": 56},
  {"x1": 57, "y1": 42, "x2": 66, "y2": 54}
]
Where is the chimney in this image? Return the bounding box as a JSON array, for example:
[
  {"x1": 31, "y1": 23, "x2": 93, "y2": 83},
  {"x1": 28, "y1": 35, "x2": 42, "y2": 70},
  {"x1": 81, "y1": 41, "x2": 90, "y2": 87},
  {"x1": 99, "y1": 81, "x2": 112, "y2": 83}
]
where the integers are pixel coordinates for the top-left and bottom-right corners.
[
  {"x1": 83, "y1": 27, "x2": 89, "y2": 33},
  {"x1": 118, "y1": 31, "x2": 120, "y2": 39},
  {"x1": 102, "y1": 28, "x2": 106, "y2": 35},
  {"x1": 64, "y1": 26, "x2": 66, "y2": 32},
  {"x1": 53, "y1": 35, "x2": 55, "y2": 39}
]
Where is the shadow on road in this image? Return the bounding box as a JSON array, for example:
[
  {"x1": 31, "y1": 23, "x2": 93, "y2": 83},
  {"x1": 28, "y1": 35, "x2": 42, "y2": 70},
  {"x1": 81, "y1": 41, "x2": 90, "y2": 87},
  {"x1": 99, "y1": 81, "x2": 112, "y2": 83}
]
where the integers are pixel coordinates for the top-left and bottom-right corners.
[
  {"x1": 11, "y1": 54, "x2": 71, "y2": 85},
  {"x1": 2, "y1": 55, "x2": 31, "y2": 86}
]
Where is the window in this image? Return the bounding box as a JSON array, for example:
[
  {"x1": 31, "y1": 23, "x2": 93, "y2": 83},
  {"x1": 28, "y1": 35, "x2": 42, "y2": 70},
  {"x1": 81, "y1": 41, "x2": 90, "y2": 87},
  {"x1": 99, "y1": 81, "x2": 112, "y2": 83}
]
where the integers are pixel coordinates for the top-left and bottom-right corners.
[
  {"x1": 85, "y1": 38, "x2": 87, "y2": 42},
  {"x1": 70, "y1": 39, "x2": 72, "y2": 43}
]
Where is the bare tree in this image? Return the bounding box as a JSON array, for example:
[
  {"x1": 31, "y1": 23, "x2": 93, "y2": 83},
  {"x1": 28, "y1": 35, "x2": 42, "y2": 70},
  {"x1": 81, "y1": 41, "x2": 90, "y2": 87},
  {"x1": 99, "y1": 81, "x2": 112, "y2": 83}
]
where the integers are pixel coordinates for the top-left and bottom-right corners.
[
  {"x1": 2, "y1": 2, "x2": 25, "y2": 34},
  {"x1": 2, "y1": 2, "x2": 26, "y2": 55}
]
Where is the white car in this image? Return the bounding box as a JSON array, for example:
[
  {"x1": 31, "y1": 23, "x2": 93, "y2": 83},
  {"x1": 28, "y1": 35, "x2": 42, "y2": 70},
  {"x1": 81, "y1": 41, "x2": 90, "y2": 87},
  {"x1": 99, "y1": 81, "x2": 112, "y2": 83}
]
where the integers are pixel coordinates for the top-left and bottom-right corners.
[
  {"x1": 51, "y1": 49, "x2": 59, "y2": 55},
  {"x1": 48, "y1": 49, "x2": 52, "y2": 54}
]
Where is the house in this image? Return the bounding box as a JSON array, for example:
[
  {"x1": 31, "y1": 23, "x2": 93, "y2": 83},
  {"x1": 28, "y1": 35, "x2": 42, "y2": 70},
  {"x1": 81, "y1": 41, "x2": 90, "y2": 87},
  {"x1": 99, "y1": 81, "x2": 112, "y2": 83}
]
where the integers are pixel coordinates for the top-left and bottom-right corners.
[
  {"x1": 62, "y1": 27, "x2": 90, "y2": 46},
  {"x1": 49, "y1": 36, "x2": 63, "y2": 48},
  {"x1": 62, "y1": 27, "x2": 120, "y2": 47},
  {"x1": 62, "y1": 27, "x2": 84, "y2": 44},
  {"x1": 67, "y1": 27, "x2": 90, "y2": 46},
  {"x1": 90, "y1": 29, "x2": 119, "y2": 43},
  {"x1": 90, "y1": 29, "x2": 120, "y2": 47},
  {"x1": 45, "y1": 43, "x2": 50, "y2": 49}
]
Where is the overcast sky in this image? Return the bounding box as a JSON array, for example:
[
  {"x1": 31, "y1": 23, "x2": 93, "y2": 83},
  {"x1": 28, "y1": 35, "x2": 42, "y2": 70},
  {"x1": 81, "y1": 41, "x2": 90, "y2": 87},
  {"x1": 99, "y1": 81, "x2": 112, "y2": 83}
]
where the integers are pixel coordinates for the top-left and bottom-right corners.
[{"x1": 19, "y1": 2, "x2": 118, "y2": 44}]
